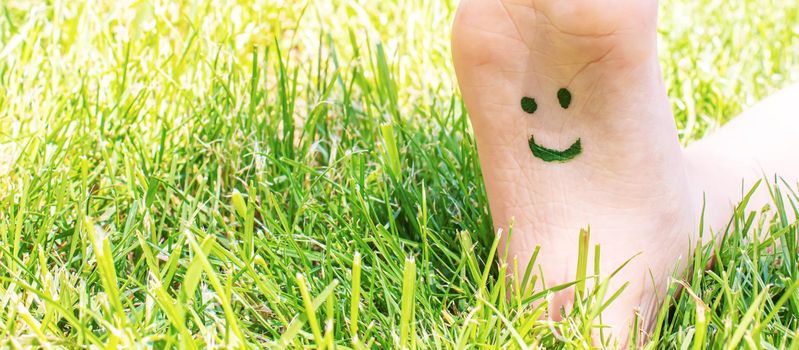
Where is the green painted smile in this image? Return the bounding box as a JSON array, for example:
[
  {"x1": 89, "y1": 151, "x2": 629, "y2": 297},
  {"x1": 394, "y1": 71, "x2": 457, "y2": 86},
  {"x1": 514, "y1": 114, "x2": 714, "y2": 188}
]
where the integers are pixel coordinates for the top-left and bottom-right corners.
[
  {"x1": 522, "y1": 88, "x2": 583, "y2": 163},
  {"x1": 528, "y1": 136, "x2": 582, "y2": 163}
]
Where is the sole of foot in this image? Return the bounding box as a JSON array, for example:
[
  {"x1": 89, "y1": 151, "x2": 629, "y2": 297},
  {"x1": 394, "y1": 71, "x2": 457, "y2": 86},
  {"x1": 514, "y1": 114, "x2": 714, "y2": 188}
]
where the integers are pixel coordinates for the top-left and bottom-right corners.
[{"x1": 453, "y1": 0, "x2": 703, "y2": 346}]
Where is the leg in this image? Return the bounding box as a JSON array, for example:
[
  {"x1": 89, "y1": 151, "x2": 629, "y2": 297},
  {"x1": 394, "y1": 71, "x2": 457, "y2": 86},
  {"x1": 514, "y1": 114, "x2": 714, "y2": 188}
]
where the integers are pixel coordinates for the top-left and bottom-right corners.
[{"x1": 687, "y1": 83, "x2": 799, "y2": 229}]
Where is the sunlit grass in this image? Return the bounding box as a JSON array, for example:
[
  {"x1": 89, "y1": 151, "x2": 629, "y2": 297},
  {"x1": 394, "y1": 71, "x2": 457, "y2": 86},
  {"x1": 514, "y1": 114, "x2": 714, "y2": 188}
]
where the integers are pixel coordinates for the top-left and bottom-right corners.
[{"x1": 1, "y1": 0, "x2": 799, "y2": 348}]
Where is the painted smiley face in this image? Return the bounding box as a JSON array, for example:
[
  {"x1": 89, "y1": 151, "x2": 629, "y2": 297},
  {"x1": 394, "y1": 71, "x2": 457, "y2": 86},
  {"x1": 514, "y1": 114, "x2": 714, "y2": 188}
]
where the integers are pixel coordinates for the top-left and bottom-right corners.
[{"x1": 521, "y1": 88, "x2": 583, "y2": 163}]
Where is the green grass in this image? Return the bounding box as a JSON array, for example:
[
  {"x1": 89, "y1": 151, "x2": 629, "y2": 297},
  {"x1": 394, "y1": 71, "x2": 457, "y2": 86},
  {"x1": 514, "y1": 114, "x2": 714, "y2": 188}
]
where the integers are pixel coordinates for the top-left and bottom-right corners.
[{"x1": 1, "y1": 0, "x2": 799, "y2": 348}]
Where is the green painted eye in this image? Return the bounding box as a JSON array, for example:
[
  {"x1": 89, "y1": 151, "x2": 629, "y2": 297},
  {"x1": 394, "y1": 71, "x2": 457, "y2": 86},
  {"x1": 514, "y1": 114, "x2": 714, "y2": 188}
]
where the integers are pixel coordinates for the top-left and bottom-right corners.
[
  {"x1": 558, "y1": 88, "x2": 572, "y2": 109},
  {"x1": 521, "y1": 97, "x2": 537, "y2": 114}
]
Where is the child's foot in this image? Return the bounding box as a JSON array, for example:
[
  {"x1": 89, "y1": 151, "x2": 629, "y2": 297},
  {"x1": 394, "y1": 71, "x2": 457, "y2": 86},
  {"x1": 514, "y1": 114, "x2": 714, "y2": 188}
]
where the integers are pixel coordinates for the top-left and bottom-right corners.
[{"x1": 453, "y1": 0, "x2": 700, "y2": 345}]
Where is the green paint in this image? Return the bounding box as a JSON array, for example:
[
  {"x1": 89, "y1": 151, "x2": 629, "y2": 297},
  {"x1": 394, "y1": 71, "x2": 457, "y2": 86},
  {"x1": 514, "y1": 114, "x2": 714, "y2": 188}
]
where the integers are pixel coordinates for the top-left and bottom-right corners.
[
  {"x1": 521, "y1": 97, "x2": 537, "y2": 114},
  {"x1": 558, "y1": 88, "x2": 572, "y2": 109},
  {"x1": 528, "y1": 136, "x2": 582, "y2": 162}
]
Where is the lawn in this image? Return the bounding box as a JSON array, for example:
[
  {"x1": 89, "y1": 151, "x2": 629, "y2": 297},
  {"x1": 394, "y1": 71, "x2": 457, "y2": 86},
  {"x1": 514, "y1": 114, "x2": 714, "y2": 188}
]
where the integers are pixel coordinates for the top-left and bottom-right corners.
[{"x1": 1, "y1": 0, "x2": 799, "y2": 348}]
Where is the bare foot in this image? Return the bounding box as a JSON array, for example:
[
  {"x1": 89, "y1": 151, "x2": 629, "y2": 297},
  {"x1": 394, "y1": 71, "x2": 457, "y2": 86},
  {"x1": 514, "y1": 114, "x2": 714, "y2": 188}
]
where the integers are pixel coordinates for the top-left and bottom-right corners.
[{"x1": 452, "y1": 0, "x2": 701, "y2": 345}]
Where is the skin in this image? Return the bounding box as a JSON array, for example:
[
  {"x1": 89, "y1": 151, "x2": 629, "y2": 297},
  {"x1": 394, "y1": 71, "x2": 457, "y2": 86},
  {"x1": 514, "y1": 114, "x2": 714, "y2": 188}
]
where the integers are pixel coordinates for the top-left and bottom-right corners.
[{"x1": 452, "y1": 0, "x2": 799, "y2": 346}]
